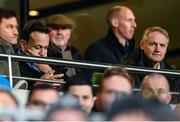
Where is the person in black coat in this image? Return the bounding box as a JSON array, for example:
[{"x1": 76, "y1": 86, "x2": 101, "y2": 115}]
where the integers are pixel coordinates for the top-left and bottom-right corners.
[
  {"x1": 84, "y1": 5, "x2": 137, "y2": 79},
  {"x1": 127, "y1": 26, "x2": 179, "y2": 93}
]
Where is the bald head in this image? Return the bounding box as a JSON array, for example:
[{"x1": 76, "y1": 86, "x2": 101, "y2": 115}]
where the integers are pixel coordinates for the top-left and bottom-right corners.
[
  {"x1": 107, "y1": 6, "x2": 132, "y2": 25},
  {"x1": 106, "y1": 5, "x2": 136, "y2": 42},
  {"x1": 141, "y1": 73, "x2": 171, "y2": 104}
]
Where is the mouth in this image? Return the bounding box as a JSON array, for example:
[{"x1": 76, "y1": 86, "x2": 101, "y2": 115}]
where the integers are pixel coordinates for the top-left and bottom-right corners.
[
  {"x1": 129, "y1": 30, "x2": 135, "y2": 35},
  {"x1": 152, "y1": 53, "x2": 161, "y2": 57},
  {"x1": 12, "y1": 36, "x2": 18, "y2": 39}
]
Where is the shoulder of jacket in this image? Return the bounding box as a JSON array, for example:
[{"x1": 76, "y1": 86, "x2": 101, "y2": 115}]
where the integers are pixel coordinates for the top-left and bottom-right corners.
[{"x1": 0, "y1": 40, "x2": 14, "y2": 53}]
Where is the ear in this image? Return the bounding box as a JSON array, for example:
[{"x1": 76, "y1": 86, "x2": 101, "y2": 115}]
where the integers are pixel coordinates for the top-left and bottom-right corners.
[
  {"x1": 166, "y1": 92, "x2": 172, "y2": 104},
  {"x1": 91, "y1": 96, "x2": 96, "y2": 107},
  {"x1": 111, "y1": 18, "x2": 119, "y2": 28},
  {"x1": 20, "y1": 39, "x2": 27, "y2": 51},
  {"x1": 140, "y1": 41, "x2": 145, "y2": 50}
]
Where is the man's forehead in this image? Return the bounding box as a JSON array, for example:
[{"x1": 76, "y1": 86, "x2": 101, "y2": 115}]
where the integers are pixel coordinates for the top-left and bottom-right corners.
[
  {"x1": 69, "y1": 85, "x2": 93, "y2": 95},
  {"x1": 147, "y1": 31, "x2": 168, "y2": 40},
  {"x1": 29, "y1": 32, "x2": 49, "y2": 44},
  {"x1": 144, "y1": 77, "x2": 168, "y2": 88},
  {"x1": 119, "y1": 8, "x2": 135, "y2": 19},
  {"x1": 70, "y1": 85, "x2": 92, "y2": 91},
  {"x1": 0, "y1": 17, "x2": 17, "y2": 24},
  {"x1": 146, "y1": 33, "x2": 169, "y2": 44}
]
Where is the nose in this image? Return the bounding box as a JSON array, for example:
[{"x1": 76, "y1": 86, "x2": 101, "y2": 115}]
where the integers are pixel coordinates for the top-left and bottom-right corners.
[
  {"x1": 39, "y1": 48, "x2": 47, "y2": 57},
  {"x1": 132, "y1": 20, "x2": 137, "y2": 28},
  {"x1": 56, "y1": 28, "x2": 63, "y2": 34},
  {"x1": 155, "y1": 44, "x2": 160, "y2": 52},
  {"x1": 13, "y1": 27, "x2": 18, "y2": 36},
  {"x1": 78, "y1": 98, "x2": 84, "y2": 106}
]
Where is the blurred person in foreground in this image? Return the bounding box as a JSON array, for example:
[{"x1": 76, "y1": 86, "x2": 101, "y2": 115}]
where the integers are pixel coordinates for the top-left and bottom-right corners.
[
  {"x1": 64, "y1": 76, "x2": 95, "y2": 114},
  {"x1": 44, "y1": 94, "x2": 88, "y2": 121},
  {"x1": 94, "y1": 68, "x2": 133, "y2": 112},
  {"x1": 108, "y1": 95, "x2": 178, "y2": 121},
  {"x1": 26, "y1": 84, "x2": 59, "y2": 110},
  {"x1": 0, "y1": 77, "x2": 18, "y2": 121},
  {"x1": 141, "y1": 73, "x2": 172, "y2": 104}
]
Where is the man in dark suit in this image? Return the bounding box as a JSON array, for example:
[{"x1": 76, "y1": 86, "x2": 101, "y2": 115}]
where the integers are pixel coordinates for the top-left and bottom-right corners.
[{"x1": 84, "y1": 6, "x2": 137, "y2": 80}]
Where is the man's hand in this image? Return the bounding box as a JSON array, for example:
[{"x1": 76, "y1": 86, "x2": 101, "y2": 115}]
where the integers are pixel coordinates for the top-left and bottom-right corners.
[
  {"x1": 25, "y1": 48, "x2": 52, "y2": 73},
  {"x1": 41, "y1": 70, "x2": 64, "y2": 80},
  {"x1": 39, "y1": 71, "x2": 64, "y2": 89}
]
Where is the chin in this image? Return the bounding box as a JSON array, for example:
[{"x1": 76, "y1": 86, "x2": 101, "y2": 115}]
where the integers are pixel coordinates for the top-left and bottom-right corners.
[
  {"x1": 10, "y1": 41, "x2": 17, "y2": 45},
  {"x1": 152, "y1": 59, "x2": 162, "y2": 63}
]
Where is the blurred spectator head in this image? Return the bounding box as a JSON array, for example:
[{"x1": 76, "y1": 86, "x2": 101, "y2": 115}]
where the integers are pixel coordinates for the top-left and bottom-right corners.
[
  {"x1": 46, "y1": 14, "x2": 73, "y2": 51},
  {"x1": 20, "y1": 20, "x2": 49, "y2": 57},
  {"x1": 0, "y1": 7, "x2": 18, "y2": 45},
  {"x1": 0, "y1": 88, "x2": 18, "y2": 109},
  {"x1": 64, "y1": 76, "x2": 95, "y2": 114},
  {"x1": 108, "y1": 95, "x2": 177, "y2": 121},
  {"x1": 26, "y1": 84, "x2": 59, "y2": 110},
  {"x1": 96, "y1": 68, "x2": 133, "y2": 111},
  {"x1": 141, "y1": 73, "x2": 171, "y2": 104},
  {"x1": 140, "y1": 26, "x2": 169, "y2": 63},
  {"x1": 44, "y1": 94, "x2": 88, "y2": 121},
  {"x1": 106, "y1": 6, "x2": 136, "y2": 41},
  {"x1": 0, "y1": 87, "x2": 18, "y2": 121}
]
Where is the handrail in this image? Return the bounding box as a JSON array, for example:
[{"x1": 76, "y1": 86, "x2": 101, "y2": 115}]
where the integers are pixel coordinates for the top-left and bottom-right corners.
[
  {"x1": 0, "y1": 53, "x2": 179, "y2": 95},
  {"x1": 0, "y1": 53, "x2": 180, "y2": 77}
]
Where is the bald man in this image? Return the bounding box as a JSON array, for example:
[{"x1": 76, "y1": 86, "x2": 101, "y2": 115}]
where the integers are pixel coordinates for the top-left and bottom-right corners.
[
  {"x1": 85, "y1": 6, "x2": 137, "y2": 80},
  {"x1": 141, "y1": 73, "x2": 171, "y2": 104}
]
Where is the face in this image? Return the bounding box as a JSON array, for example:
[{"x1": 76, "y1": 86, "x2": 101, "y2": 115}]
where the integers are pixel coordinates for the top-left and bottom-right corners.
[
  {"x1": 140, "y1": 31, "x2": 168, "y2": 63},
  {"x1": 0, "y1": 17, "x2": 18, "y2": 45},
  {"x1": 0, "y1": 91, "x2": 17, "y2": 109},
  {"x1": 47, "y1": 109, "x2": 87, "y2": 121},
  {"x1": 112, "y1": 111, "x2": 151, "y2": 121},
  {"x1": 98, "y1": 75, "x2": 132, "y2": 110},
  {"x1": 68, "y1": 85, "x2": 95, "y2": 113},
  {"x1": 141, "y1": 76, "x2": 171, "y2": 104},
  {"x1": 27, "y1": 89, "x2": 59, "y2": 110},
  {"x1": 112, "y1": 8, "x2": 136, "y2": 40},
  {"x1": 49, "y1": 27, "x2": 71, "y2": 50},
  {"x1": 22, "y1": 31, "x2": 49, "y2": 57}
]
